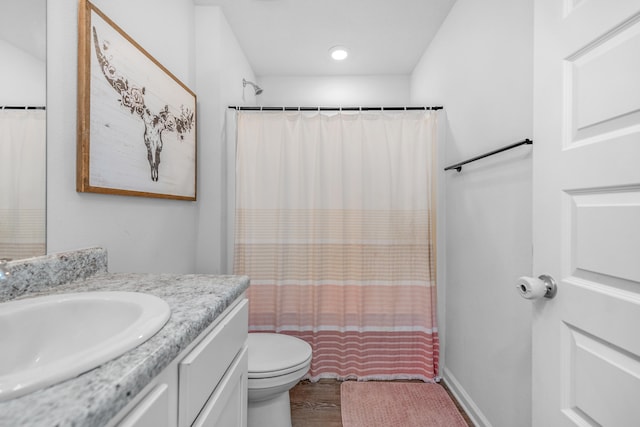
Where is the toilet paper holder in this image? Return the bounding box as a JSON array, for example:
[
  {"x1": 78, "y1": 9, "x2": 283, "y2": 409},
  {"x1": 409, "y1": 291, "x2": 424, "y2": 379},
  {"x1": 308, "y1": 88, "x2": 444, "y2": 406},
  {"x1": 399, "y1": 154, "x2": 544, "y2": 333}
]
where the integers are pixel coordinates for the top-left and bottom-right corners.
[{"x1": 518, "y1": 274, "x2": 557, "y2": 299}]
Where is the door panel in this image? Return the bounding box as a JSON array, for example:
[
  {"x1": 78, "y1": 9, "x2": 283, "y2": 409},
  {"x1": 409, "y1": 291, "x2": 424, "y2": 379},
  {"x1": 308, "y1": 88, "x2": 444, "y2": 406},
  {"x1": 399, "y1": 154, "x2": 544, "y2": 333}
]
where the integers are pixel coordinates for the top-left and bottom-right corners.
[
  {"x1": 560, "y1": 281, "x2": 640, "y2": 427},
  {"x1": 569, "y1": 16, "x2": 640, "y2": 133},
  {"x1": 562, "y1": 322, "x2": 640, "y2": 426},
  {"x1": 533, "y1": 0, "x2": 640, "y2": 426},
  {"x1": 570, "y1": 191, "x2": 640, "y2": 283}
]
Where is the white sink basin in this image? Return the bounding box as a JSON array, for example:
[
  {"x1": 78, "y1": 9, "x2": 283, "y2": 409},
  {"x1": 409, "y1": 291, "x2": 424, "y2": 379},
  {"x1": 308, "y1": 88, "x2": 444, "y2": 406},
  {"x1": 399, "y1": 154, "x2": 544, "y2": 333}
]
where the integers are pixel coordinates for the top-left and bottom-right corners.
[{"x1": 0, "y1": 291, "x2": 170, "y2": 402}]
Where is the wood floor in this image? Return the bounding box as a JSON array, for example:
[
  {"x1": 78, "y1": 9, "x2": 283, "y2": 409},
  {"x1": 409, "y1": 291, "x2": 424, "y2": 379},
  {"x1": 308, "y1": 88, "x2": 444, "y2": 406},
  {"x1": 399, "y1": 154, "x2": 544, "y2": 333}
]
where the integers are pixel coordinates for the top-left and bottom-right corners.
[
  {"x1": 290, "y1": 379, "x2": 343, "y2": 427},
  {"x1": 290, "y1": 379, "x2": 474, "y2": 426}
]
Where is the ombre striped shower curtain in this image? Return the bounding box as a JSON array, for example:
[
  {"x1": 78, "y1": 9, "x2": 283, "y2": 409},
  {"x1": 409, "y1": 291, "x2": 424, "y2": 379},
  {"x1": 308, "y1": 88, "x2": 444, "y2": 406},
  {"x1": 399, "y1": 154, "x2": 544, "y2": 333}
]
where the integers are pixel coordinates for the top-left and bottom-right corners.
[
  {"x1": 234, "y1": 109, "x2": 439, "y2": 381},
  {"x1": 0, "y1": 109, "x2": 46, "y2": 260}
]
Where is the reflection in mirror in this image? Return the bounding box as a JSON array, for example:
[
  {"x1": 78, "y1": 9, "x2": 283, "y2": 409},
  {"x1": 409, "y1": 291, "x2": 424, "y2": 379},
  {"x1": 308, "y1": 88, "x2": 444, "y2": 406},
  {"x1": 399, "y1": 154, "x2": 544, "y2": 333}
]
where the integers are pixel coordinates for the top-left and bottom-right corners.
[{"x1": 0, "y1": 0, "x2": 47, "y2": 260}]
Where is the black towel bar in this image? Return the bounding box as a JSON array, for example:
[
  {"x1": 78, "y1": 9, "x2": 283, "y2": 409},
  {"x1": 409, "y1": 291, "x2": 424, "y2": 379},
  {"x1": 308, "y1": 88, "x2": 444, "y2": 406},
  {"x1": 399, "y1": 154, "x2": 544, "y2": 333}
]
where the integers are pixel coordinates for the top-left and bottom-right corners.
[{"x1": 444, "y1": 139, "x2": 533, "y2": 172}]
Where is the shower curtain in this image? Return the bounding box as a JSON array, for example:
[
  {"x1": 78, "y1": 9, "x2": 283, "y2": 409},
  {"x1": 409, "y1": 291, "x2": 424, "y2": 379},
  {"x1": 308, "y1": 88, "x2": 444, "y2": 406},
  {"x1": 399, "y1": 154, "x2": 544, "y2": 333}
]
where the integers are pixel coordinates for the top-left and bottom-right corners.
[
  {"x1": 0, "y1": 109, "x2": 46, "y2": 260},
  {"x1": 234, "y1": 109, "x2": 439, "y2": 381}
]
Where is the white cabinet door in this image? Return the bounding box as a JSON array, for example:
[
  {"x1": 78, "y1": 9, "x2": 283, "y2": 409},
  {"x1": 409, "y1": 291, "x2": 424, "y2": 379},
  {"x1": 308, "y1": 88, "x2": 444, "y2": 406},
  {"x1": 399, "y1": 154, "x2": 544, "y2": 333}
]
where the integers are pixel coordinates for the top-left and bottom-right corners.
[
  {"x1": 179, "y1": 299, "x2": 248, "y2": 427},
  {"x1": 117, "y1": 384, "x2": 170, "y2": 427},
  {"x1": 532, "y1": 0, "x2": 640, "y2": 426},
  {"x1": 192, "y1": 346, "x2": 248, "y2": 427}
]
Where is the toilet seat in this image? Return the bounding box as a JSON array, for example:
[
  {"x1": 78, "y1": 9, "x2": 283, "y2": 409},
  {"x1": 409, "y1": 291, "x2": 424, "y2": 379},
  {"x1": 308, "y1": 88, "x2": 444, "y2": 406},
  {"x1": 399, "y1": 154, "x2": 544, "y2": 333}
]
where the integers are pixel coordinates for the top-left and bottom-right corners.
[
  {"x1": 247, "y1": 333, "x2": 312, "y2": 379},
  {"x1": 247, "y1": 333, "x2": 313, "y2": 427}
]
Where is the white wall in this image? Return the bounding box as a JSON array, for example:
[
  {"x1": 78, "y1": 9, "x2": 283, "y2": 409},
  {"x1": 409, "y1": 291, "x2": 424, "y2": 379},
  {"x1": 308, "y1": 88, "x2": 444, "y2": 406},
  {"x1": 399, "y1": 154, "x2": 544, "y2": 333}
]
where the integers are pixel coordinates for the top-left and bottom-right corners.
[
  {"x1": 46, "y1": 0, "x2": 253, "y2": 273},
  {"x1": 194, "y1": 6, "x2": 257, "y2": 274},
  {"x1": 0, "y1": 40, "x2": 46, "y2": 105},
  {"x1": 411, "y1": 0, "x2": 533, "y2": 426},
  {"x1": 256, "y1": 75, "x2": 410, "y2": 106},
  {"x1": 47, "y1": 0, "x2": 197, "y2": 273}
]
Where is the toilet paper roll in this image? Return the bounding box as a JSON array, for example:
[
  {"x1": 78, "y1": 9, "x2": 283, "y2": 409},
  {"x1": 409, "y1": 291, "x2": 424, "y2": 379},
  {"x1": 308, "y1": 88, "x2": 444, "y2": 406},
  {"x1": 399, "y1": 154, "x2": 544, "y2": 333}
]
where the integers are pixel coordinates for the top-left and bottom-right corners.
[{"x1": 516, "y1": 276, "x2": 547, "y2": 300}]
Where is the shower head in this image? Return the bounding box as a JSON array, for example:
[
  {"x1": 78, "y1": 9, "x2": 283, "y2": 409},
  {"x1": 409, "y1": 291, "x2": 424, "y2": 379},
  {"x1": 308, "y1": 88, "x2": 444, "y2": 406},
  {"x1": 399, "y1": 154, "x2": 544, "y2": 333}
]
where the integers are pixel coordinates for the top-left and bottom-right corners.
[{"x1": 243, "y1": 78, "x2": 263, "y2": 96}]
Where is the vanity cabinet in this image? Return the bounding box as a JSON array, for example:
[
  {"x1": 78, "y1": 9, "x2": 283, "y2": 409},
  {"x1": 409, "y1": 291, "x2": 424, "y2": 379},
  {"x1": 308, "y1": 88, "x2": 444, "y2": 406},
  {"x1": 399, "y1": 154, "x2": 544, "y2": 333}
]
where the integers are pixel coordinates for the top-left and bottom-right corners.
[{"x1": 110, "y1": 297, "x2": 248, "y2": 427}]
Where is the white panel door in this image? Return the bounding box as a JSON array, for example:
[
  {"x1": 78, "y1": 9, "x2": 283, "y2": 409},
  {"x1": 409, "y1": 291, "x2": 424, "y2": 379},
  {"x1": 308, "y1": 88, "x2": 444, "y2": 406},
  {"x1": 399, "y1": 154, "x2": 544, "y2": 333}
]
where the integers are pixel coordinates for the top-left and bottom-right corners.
[{"x1": 533, "y1": 1, "x2": 640, "y2": 426}]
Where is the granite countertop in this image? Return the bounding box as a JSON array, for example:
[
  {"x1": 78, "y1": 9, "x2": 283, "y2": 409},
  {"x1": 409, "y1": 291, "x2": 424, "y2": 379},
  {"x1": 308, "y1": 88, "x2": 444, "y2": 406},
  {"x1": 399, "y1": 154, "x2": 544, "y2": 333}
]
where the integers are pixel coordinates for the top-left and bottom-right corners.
[{"x1": 0, "y1": 272, "x2": 250, "y2": 427}]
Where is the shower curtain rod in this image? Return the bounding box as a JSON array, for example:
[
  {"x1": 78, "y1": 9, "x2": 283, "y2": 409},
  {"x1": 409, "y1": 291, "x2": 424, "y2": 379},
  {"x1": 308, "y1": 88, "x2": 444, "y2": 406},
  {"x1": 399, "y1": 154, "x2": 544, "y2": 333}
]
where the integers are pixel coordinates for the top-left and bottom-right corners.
[
  {"x1": 228, "y1": 105, "x2": 443, "y2": 111},
  {"x1": 1, "y1": 106, "x2": 46, "y2": 110},
  {"x1": 444, "y1": 139, "x2": 533, "y2": 172}
]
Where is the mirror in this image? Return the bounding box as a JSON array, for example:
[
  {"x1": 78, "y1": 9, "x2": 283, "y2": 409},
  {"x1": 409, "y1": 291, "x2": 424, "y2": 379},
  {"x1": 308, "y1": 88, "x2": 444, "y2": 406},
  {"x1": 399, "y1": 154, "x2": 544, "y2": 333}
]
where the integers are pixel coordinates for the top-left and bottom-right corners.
[{"x1": 0, "y1": 0, "x2": 47, "y2": 260}]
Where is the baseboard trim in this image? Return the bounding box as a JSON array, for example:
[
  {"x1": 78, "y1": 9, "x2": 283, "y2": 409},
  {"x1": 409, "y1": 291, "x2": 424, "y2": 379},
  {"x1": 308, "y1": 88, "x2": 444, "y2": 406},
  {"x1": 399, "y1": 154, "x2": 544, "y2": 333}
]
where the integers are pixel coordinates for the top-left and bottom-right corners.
[{"x1": 442, "y1": 367, "x2": 492, "y2": 427}]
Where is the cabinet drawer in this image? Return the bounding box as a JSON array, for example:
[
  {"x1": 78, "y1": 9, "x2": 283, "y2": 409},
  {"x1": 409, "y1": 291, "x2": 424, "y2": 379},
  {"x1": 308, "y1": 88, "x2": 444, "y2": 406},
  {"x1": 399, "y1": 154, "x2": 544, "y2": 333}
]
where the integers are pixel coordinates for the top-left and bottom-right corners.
[
  {"x1": 118, "y1": 383, "x2": 169, "y2": 427},
  {"x1": 178, "y1": 299, "x2": 248, "y2": 427}
]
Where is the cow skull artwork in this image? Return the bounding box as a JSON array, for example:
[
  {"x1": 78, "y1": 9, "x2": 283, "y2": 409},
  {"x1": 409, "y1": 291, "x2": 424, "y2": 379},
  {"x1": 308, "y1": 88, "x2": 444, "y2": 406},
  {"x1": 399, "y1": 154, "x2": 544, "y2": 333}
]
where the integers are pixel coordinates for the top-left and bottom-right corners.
[{"x1": 92, "y1": 26, "x2": 195, "y2": 182}]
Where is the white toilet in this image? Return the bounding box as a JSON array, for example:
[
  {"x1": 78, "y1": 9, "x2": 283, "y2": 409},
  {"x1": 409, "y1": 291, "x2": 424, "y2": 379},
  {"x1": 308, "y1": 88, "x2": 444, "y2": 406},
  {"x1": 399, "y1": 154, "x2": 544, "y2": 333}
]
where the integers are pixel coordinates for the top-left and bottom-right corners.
[{"x1": 247, "y1": 333, "x2": 312, "y2": 427}]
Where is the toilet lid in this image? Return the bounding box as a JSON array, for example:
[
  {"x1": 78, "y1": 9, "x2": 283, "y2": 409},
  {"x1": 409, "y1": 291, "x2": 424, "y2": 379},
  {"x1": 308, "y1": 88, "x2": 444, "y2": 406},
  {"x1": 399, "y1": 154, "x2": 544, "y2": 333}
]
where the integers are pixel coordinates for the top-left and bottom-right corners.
[{"x1": 247, "y1": 333, "x2": 312, "y2": 378}]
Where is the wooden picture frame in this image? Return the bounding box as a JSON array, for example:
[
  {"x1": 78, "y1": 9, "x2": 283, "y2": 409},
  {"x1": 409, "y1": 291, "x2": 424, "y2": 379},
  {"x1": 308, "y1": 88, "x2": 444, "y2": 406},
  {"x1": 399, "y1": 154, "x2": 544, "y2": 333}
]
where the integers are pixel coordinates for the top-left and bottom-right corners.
[{"x1": 77, "y1": 0, "x2": 197, "y2": 200}]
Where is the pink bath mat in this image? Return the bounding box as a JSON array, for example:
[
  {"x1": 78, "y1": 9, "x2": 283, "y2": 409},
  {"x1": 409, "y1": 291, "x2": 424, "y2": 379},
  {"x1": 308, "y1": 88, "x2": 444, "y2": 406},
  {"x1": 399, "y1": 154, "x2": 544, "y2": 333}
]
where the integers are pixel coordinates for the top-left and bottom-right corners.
[{"x1": 341, "y1": 381, "x2": 468, "y2": 427}]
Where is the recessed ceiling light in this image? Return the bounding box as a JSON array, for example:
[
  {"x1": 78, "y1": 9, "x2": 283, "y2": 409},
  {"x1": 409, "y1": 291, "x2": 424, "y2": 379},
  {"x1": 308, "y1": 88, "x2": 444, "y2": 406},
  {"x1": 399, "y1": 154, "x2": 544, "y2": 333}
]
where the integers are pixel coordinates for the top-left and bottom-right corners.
[{"x1": 329, "y1": 46, "x2": 349, "y2": 61}]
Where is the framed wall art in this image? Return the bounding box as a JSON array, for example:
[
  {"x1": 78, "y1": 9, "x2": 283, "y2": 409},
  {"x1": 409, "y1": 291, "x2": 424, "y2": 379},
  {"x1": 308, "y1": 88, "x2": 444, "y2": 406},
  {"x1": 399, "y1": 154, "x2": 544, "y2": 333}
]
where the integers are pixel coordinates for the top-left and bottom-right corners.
[{"x1": 77, "y1": 0, "x2": 197, "y2": 200}]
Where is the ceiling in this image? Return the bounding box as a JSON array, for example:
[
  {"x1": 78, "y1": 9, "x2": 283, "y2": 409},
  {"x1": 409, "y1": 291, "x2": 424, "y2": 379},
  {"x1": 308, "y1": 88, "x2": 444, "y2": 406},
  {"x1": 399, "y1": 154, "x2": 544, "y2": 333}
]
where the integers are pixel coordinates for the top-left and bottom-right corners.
[
  {"x1": 195, "y1": 0, "x2": 457, "y2": 76},
  {"x1": 0, "y1": 0, "x2": 456, "y2": 76},
  {"x1": 0, "y1": 0, "x2": 46, "y2": 61}
]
